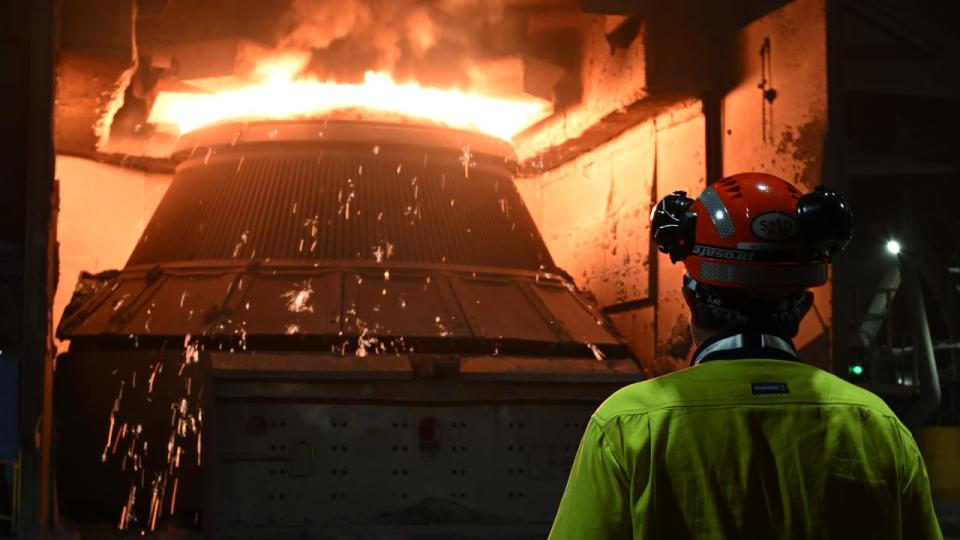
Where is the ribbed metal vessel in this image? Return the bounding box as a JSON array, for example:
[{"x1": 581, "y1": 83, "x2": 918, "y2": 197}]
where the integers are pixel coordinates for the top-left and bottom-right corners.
[
  {"x1": 128, "y1": 120, "x2": 550, "y2": 270},
  {"x1": 59, "y1": 120, "x2": 628, "y2": 354}
]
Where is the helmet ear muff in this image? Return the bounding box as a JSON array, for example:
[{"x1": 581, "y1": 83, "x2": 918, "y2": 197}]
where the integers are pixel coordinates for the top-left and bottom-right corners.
[
  {"x1": 796, "y1": 186, "x2": 853, "y2": 257},
  {"x1": 651, "y1": 191, "x2": 698, "y2": 262}
]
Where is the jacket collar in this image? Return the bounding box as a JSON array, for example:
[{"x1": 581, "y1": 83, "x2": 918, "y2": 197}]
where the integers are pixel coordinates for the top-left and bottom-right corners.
[{"x1": 690, "y1": 331, "x2": 799, "y2": 366}]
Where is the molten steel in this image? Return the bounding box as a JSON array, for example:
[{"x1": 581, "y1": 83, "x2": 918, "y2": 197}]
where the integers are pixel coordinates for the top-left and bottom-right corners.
[{"x1": 148, "y1": 55, "x2": 551, "y2": 140}]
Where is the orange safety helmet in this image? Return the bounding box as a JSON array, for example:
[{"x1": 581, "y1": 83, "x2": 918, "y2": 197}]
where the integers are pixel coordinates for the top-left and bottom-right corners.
[{"x1": 651, "y1": 172, "x2": 853, "y2": 290}]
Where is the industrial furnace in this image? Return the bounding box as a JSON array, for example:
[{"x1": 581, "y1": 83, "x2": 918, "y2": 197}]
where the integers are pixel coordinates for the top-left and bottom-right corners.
[{"x1": 55, "y1": 118, "x2": 641, "y2": 538}]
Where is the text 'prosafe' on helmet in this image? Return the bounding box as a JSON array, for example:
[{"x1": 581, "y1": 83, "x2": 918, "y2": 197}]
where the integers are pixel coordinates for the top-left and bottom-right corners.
[{"x1": 650, "y1": 172, "x2": 853, "y2": 289}]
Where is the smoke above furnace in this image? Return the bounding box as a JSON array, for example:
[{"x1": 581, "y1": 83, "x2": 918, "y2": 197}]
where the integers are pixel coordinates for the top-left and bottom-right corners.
[{"x1": 276, "y1": 0, "x2": 516, "y2": 89}]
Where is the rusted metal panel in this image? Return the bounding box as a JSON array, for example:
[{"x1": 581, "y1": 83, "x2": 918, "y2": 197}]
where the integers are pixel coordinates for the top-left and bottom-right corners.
[
  {"x1": 349, "y1": 272, "x2": 470, "y2": 340},
  {"x1": 66, "y1": 275, "x2": 149, "y2": 335},
  {"x1": 61, "y1": 265, "x2": 632, "y2": 351},
  {"x1": 209, "y1": 353, "x2": 640, "y2": 382},
  {"x1": 529, "y1": 281, "x2": 619, "y2": 345},
  {"x1": 209, "y1": 378, "x2": 629, "y2": 403},
  {"x1": 459, "y1": 356, "x2": 639, "y2": 379},
  {"x1": 63, "y1": 272, "x2": 239, "y2": 337},
  {"x1": 124, "y1": 273, "x2": 240, "y2": 336},
  {"x1": 210, "y1": 352, "x2": 413, "y2": 379},
  {"x1": 233, "y1": 271, "x2": 342, "y2": 337},
  {"x1": 450, "y1": 277, "x2": 561, "y2": 343}
]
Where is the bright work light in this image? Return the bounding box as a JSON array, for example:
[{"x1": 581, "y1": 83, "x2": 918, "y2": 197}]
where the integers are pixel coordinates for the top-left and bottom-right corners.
[{"x1": 885, "y1": 239, "x2": 901, "y2": 256}]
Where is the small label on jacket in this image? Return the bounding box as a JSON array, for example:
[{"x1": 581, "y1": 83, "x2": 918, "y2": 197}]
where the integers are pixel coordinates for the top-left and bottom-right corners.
[{"x1": 751, "y1": 382, "x2": 789, "y2": 395}]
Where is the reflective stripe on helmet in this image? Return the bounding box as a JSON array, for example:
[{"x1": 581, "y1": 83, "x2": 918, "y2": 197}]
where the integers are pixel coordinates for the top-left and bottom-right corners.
[
  {"x1": 699, "y1": 186, "x2": 736, "y2": 239},
  {"x1": 699, "y1": 261, "x2": 828, "y2": 286}
]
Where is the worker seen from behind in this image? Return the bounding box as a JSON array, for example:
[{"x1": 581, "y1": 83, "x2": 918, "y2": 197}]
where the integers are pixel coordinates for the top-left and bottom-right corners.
[{"x1": 549, "y1": 172, "x2": 942, "y2": 539}]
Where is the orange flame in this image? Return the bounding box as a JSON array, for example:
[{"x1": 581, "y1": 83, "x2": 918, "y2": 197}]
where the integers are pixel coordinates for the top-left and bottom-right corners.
[{"x1": 148, "y1": 55, "x2": 551, "y2": 141}]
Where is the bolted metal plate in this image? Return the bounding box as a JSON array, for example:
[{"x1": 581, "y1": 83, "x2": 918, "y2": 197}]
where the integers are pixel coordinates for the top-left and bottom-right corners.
[{"x1": 210, "y1": 397, "x2": 594, "y2": 535}]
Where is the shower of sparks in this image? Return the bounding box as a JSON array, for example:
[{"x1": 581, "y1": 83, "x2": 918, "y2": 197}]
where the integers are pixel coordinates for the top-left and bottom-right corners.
[
  {"x1": 339, "y1": 190, "x2": 356, "y2": 220},
  {"x1": 184, "y1": 334, "x2": 200, "y2": 365},
  {"x1": 355, "y1": 327, "x2": 379, "y2": 358},
  {"x1": 403, "y1": 204, "x2": 422, "y2": 224},
  {"x1": 102, "y1": 381, "x2": 125, "y2": 462},
  {"x1": 434, "y1": 315, "x2": 451, "y2": 337},
  {"x1": 112, "y1": 293, "x2": 131, "y2": 312},
  {"x1": 459, "y1": 145, "x2": 476, "y2": 178},
  {"x1": 147, "y1": 362, "x2": 161, "y2": 394},
  {"x1": 304, "y1": 215, "x2": 320, "y2": 237},
  {"x1": 239, "y1": 327, "x2": 249, "y2": 351},
  {"x1": 232, "y1": 230, "x2": 251, "y2": 258},
  {"x1": 109, "y1": 335, "x2": 204, "y2": 533},
  {"x1": 282, "y1": 280, "x2": 315, "y2": 313},
  {"x1": 119, "y1": 485, "x2": 136, "y2": 530},
  {"x1": 372, "y1": 241, "x2": 395, "y2": 263}
]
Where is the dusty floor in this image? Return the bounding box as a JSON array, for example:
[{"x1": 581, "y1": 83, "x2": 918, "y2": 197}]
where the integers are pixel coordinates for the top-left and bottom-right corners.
[
  {"x1": 0, "y1": 502, "x2": 956, "y2": 539},
  {"x1": 44, "y1": 517, "x2": 202, "y2": 540}
]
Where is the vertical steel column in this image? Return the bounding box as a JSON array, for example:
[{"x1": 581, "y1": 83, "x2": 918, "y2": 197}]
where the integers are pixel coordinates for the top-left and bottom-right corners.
[
  {"x1": 901, "y1": 256, "x2": 942, "y2": 428},
  {"x1": 17, "y1": 0, "x2": 57, "y2": 534},
  {"x1": 824, "y1": 0, "x2": 850, "y2": 376}
]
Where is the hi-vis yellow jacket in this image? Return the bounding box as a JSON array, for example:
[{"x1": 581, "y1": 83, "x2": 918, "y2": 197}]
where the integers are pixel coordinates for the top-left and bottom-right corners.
[{"x1": 548, "y1": 358, "x2": 942, "y2": 540}]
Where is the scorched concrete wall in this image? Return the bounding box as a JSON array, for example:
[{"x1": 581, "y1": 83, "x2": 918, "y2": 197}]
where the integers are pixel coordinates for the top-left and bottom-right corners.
[
  {"x1": 517, "y1": 100, "x2": 705, "y2": 375},
  {"x1": 53, "y1": 155, "x2": 172, "y2": 349}
]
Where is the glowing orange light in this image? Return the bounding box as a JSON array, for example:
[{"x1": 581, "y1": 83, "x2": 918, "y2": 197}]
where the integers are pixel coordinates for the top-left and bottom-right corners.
[{"x1": 148, "y1": 55, "x2": 551, "y2": 141}]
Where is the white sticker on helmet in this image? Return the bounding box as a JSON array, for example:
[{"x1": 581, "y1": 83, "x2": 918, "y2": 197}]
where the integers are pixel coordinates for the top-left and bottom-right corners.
[{"x1": 751, "y1": 212, "x2": 797, "y2": 240}]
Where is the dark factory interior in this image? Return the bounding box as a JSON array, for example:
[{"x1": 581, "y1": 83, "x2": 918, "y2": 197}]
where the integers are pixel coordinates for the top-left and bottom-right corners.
[{"x1": 1, "y1": 0, "x2": 959, "y2": 538}]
